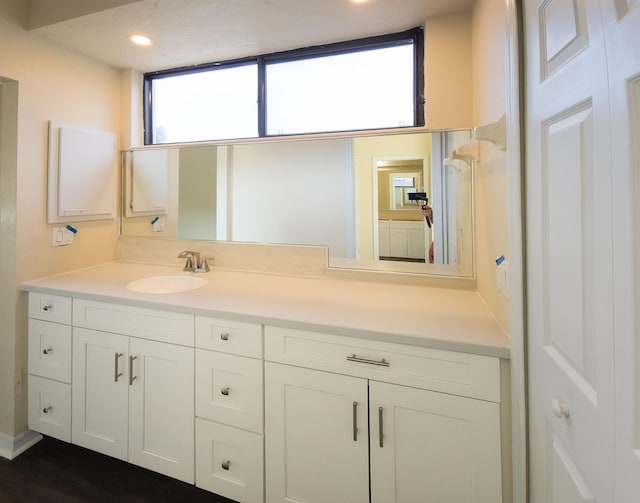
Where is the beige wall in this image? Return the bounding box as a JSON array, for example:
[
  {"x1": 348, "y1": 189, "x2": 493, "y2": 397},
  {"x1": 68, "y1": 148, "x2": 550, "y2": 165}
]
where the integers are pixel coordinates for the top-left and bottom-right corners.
[
  {"x1": 0, "y1": 1, "x2": 121, "y2": 437},
  {"x1": 424, "y1": 12, "x2": 473, "y2": 129},
  {"x1": 471, "y1": 0, "x2": 509, "y2": 329}
]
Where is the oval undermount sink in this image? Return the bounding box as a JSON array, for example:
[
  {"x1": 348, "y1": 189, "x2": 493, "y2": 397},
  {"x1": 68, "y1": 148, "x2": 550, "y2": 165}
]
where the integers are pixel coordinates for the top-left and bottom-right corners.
[{"x1": 126, "y1": 274, "x2": 207, "y2": 294}]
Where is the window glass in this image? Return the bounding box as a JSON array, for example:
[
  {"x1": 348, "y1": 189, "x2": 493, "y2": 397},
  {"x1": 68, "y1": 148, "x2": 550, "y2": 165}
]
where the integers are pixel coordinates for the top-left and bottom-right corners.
[
  {"x1": 151, "y1": 63, "x2": 258, "y2": 144},
  {"x1": 144, "y1": 29, "x2": 423, "y2": 144},
  {"x1": 266, "y1": 45, "x2": 415, "y2": 135}
]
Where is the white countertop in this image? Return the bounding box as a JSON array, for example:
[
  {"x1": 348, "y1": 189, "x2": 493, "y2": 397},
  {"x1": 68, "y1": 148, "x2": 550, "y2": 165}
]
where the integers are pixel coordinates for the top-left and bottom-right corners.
[{"x1": 21, "y1": 261, "x2": 510, "y2": 359}]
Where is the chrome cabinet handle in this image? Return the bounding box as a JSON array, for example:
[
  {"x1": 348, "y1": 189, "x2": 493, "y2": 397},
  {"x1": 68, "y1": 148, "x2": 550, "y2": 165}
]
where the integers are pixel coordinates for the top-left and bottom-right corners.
[
  {"x1": 353, "y1": 402, "x2": 358, "y2": 441},
  {"x1": 221, "y1": 387, "x2": 230, "y2": 396},
  {"x1": 42, "y1": 406, "x2": 52, "y2": 414},
  {"x1": 42, "y1": 347, "x2": 53, "y2": 355},
  {"x1": 42, "y1": 305, "x2": 52, "y2": 312},
  {"x1": 129, "y1": 355, "x2": 138, "y2": 385},
  {"x1": 346, "y1": 354, "x2": 390, "y2": 367},
  {"x1": 221, "y1": 460, "x2": 230, "y2": 470},
  {"x1": 220, "y1": 332, "x2": 229, "y2": 341},
  {"x1": 378, "y1": 407, "x2": 384, "y2": 448},
  {"x1": 114, "y1": 353, "x2": 123, "y2": 382}
]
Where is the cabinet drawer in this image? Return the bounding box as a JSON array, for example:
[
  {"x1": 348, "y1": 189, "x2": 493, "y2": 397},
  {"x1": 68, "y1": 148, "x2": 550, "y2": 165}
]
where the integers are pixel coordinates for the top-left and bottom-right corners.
[
  {"x1": 28, "y1": 320, "x2": 72, "y2": 383},
  {"x1": 29, "y1": 293, "x2": 72, "y2": 325},
  {"x1": 196, "y1": 350, "x2": 263, "y2": 433},
  {"x1": 28, "y1": 375, "x2": 71, "y2": 442},
  {"x1": 73, "y1": 299, "x2": 194, "y2": 346},
  {"x1": 195, "y1": 316, "x2": 262, "y2": 358},
  {"x1": 265, "y1": 326, "x2": 500, "y2": 402},
  {"x1": 195, "y1": 418, "x2": 264, "y2": 503}
]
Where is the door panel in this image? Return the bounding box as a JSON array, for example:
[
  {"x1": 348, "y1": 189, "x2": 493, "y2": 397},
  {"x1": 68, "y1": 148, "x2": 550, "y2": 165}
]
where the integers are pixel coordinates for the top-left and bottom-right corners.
[
  {"x1": 128, "y1": 338, "x2": 194, "y2": 484},
  {"x1": 600, "y1": 0, "x2": 640, "y2": 499},
  {"x1": 369, "y1": 381, "x2": 501, "y2": 503},
  {"x1": 264, "y1": 363, "x2": 369, "y2": 503},
  {"x1": 72, "y1": 328, "x2": 129, "y2": 460},
  {"x1": 525, "y1": 0, "x2": 615, "y2": 500}
]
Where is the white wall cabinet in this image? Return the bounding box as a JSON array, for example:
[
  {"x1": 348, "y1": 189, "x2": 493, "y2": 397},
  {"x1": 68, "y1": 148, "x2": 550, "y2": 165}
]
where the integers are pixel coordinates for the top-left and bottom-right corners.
[{"x1": 72, "y1": 327, "x2": 194, "y2": 483}]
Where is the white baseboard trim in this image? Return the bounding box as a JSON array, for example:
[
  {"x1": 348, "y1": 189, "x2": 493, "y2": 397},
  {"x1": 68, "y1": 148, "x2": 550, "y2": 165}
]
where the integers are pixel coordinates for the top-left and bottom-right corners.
[{"x1": 0, "y1": 430, "x2": 43, "y2": 460}]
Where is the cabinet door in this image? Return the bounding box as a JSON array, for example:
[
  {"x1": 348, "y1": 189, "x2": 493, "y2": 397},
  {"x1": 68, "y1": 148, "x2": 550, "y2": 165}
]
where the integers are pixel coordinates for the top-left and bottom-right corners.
[
  {"x1": 128, "y1": 338, "x2": 195, "y2": 484},
  {"x1": 72, "y1": 328, "x2": 129, "y2": 460},
  {"x1": 265, "y1": 363, "x2": 369, "y2": 503},
  {"x1": 369, "y1": 381, "x2": 502, "y2": 503}
]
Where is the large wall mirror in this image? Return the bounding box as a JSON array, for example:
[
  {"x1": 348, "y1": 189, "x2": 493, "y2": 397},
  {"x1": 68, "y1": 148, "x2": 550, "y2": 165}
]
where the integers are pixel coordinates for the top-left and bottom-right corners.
[{"x1": 121, "y1": 130, "x2": 474, "y2": 277}]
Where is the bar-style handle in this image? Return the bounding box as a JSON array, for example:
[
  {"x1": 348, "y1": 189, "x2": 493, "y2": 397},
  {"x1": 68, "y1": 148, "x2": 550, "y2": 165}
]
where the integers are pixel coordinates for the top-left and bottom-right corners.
[
  {"x1": 353, "y1": 401, "x2": 358, "y2": 441},
  {"x1": 129, "y1": 355, "x2": 138, "y2": 385},
  {"x1": 42, "y1": 347, "x2": 54, "y2": 355},
  {"x1": 347, "y1": 354, "x2": 390, "y2": 367},
  {"x1": 378, "y1": 407, "x2": 384, "y2": 448},
  {"x1": 114, "y1": 352, "x2": 123, "y2": 382},
  {"x1": 42, "y1": 406, "x2": 52, "y2": 414}
]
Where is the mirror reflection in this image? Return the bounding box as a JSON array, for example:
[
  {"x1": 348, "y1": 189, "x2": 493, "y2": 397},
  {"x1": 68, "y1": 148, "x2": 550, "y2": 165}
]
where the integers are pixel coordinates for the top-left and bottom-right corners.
[{"x1": 122, "y1": 130, "x2": 474, "y2": 277}]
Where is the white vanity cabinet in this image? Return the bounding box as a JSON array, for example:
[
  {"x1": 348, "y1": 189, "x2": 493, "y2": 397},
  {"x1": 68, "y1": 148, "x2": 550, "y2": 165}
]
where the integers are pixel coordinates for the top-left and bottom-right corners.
[
  {"x1": 194, "y1": 316, "x2": 265, "y2": 503},
  {"x1": 264, "y1": 326, "x2": 503, "y2": 503},
  {"x1": 27, "y1": 293, "x2": 73, "y2": 442},
  {"x1": 71, "y1": 299, "x2": 195, "y2": 484}
]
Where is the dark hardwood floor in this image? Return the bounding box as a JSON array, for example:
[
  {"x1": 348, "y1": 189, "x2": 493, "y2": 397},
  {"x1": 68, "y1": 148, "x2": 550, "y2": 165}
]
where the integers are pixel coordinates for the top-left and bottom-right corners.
[{"x1": 0, "y1": 436, "x2": 236, "y2": 503}]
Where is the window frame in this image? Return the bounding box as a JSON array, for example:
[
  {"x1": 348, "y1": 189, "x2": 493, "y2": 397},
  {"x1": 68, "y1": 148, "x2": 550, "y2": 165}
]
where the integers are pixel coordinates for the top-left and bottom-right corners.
[{"x1": 143, "y1": 27, "x2": 424, "y2": 145}]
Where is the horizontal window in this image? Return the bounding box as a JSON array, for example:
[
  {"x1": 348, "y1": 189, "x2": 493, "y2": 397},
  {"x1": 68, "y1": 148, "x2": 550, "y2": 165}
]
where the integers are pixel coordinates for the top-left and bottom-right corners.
[{"x1": 144, "y1": 28, "x2": 423, "y2": 144}]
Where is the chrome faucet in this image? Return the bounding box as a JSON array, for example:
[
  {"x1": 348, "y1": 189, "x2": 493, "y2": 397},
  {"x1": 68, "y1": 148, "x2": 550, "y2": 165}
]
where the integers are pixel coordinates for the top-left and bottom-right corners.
[{"x1": 178, "y1": 250, "x2": 210, "y2": 272}]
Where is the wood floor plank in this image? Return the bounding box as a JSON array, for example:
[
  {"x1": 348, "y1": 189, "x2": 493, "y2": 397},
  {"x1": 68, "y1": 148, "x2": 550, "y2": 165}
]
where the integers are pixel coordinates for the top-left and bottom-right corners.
[{"x1": 0, "y1": 436, "x2": 236, "y2": 503}]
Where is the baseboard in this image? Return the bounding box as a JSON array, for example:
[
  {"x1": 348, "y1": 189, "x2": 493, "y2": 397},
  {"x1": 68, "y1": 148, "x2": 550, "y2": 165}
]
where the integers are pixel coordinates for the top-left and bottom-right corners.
[{"x1": 0, "y1": 430, "x2": 43, "y2": 460}]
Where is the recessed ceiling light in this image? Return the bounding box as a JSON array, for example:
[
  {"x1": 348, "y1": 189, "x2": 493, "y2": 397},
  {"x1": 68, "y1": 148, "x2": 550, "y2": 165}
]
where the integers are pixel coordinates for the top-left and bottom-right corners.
[{"x1": 129, "y1": 34, "x2": 152, "y2": 46}]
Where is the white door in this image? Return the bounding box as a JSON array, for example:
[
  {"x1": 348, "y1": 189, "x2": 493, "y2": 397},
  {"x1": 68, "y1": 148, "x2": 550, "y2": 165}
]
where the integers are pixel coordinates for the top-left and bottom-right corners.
[
  {"x1": 264, "y1": 363, "x2": 369, "y2": 503},
  {"x1": 600, "y1": 0, "x2": 640, "y2": 499},
  {"x1": 72, "y1": 328, "x2": 129, "y2": 460},
  {"x1": 369, "y1": 381, "x2": 501, "y2": 503},
  {"x1": 128, "y1": 338, "x2": 194, "y2": 484},
  {"x1": 526, "y1": 0, "x2": 640, "y2": 500}
]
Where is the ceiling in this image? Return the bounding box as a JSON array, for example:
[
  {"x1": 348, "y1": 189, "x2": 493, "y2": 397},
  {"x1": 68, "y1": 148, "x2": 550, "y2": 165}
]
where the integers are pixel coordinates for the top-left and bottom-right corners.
[{"x1": 25, "y1": 0, "x2": 474, "y2": 73}]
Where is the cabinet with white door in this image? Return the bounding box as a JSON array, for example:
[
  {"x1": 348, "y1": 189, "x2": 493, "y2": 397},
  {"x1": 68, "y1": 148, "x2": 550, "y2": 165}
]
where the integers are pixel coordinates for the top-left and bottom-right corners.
[
  {"x1": 71, "y1": 299, "x2": 195, "y2": 484},
  {"x1": 264, "y1": 326, "x2": 502, "y2": 503}
]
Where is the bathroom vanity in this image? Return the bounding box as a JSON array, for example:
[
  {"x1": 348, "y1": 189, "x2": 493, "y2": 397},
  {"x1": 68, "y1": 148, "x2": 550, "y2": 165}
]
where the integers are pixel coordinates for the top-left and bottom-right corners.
[{"x1": 23, "y1": 261, "x2": 509, "y2": 503}]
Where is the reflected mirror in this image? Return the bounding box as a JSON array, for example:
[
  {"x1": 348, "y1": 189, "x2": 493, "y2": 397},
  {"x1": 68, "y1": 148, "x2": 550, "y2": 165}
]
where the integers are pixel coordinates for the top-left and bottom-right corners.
[{"x1": 121, "y1": 130, "x2": 474, "y2": 277}]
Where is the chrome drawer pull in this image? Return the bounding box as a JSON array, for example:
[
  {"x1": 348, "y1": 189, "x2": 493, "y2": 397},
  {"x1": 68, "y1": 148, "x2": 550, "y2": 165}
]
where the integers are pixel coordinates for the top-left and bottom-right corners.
[
  {"x1": 221, "y1": 387, "x2": 230, "y2": 396},
  {"x1": 353, "y1": 401, "x2": 358, "y2": 441},
  {"x1": 347, "y1": 354, "x2": 390, "y2": 367},
  {"x1": 42, "y1": 305, "x2": 52, "y2": 312},
  {"x1": 220, "y1": 332, "x2": 230, "y2": 341},
  {"x1": 42, "y1": 347, "x2": 54, "y2": 355},
  {"x1": 114, "y1": 353, "x2": 123, "y2": 382},
  {"x1": 43, "y1": 406, "x2": 52, "y2": 414},
  {"x1": 221, "y1": 460, "x2": 230, "y2": 470},
  {"x1": 129, "y1": 355, "x2": 138, "y2": 385},
  {"x1": 378, "y1": 407, "x2": 384, "y2": 448}
]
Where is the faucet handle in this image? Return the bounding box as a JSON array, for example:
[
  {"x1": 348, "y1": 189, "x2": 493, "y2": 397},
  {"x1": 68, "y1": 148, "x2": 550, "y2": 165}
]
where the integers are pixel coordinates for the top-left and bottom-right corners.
[{"x1": 196, "y1": 258, "x2": 210, "y2": 273}]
